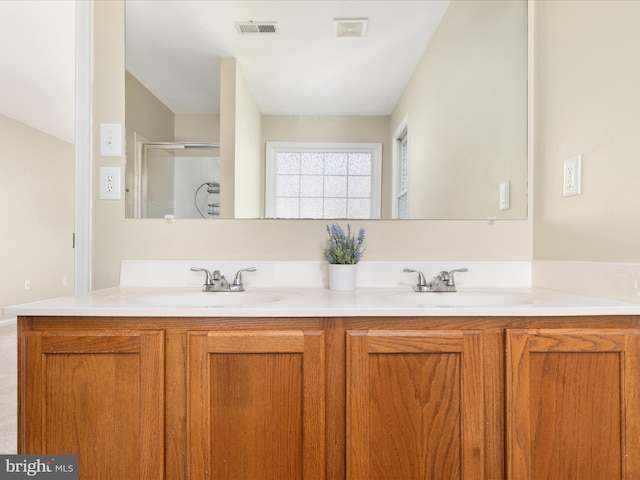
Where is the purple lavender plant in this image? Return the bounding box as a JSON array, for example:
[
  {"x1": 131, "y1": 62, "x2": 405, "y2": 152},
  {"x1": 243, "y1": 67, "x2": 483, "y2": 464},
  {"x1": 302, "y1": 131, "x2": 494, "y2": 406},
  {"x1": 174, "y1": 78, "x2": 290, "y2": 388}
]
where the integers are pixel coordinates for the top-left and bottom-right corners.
[{"x1": 324, "y1": 223, "x2": 366, "y2": 264}]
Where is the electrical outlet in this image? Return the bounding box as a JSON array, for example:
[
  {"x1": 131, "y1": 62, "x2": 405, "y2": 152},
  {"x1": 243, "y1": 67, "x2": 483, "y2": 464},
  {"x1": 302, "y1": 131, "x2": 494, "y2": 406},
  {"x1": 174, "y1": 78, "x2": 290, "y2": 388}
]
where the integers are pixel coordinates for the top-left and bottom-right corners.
[
  {"x1": 563, "y1": 155, "x2": 582, "y2": 197},
  {"x1": 100, "y1": 166, "x2": 121, "y2": 200}
]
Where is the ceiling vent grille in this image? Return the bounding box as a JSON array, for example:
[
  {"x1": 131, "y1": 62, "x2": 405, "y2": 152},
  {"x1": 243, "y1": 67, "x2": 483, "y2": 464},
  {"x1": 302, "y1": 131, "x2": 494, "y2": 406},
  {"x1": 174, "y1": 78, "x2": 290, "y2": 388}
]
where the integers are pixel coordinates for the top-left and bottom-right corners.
[
  {"x1": 333, "y1": 18, "x2": 369, "y2": 38},
  {"x1": 234, "y1": 21, "x2": 279, "y2": 35}
]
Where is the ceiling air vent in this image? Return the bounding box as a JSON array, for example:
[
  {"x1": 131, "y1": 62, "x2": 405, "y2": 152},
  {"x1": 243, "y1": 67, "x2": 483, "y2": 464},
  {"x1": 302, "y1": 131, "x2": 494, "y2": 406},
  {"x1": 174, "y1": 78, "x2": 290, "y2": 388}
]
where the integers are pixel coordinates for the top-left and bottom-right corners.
[
  {"x1": 234, "y1": 21, "x2": 279, "y2": 35},
  {"x1": 333, "y1": 18, "x2": 369, "y2": 38}
]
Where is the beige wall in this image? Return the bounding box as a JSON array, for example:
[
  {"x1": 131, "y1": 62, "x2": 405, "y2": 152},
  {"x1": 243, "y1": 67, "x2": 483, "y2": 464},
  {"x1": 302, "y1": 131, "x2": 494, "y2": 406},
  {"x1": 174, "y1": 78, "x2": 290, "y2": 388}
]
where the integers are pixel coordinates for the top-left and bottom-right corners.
[
  {"x1": 220, "y1": 58, "x2": 264, "y2": 218},
  {"x1": 0, "y1": 114, "x2": 74, "y2": 318},
  {"x1": 175, "y1": 114, "x2": 220, "y2": 143},
  {"x1": 391, "y1": 0, "x2": 527, "y2": 220},
  {"x1": 90, "y1": 0, "x2": 532, "y2": 290},
  {"x1": 124, "y1": 71, "x2": 175, "y2": 217},
  {"x1": 533, "y1": 0, "x2": 640, "y2": 262},
  {"x1": 124, "y1": 71, "x2": 174, "y2": 143},
  {"x1": 219, "y1": 58, "x2": 235, "y2": 218},
  {"x1": 233, "y1": 62, "x2": 262, "y2": 218}
]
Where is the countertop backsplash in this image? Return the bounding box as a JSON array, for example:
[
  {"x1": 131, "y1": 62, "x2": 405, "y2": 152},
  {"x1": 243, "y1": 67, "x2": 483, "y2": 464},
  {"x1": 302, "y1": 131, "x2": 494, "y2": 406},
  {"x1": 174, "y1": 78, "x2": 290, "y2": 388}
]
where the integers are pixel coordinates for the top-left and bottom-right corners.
[{"x1": 120, "y1": 259, "x2": 532, "y2": 289}]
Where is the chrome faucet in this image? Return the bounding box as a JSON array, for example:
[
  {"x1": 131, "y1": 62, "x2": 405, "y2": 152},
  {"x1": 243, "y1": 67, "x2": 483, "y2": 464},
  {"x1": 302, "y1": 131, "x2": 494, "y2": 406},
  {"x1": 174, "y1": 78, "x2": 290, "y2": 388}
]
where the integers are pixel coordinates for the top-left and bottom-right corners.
[
  {"x1": 403, "y1": 267, "x2": 468, "y2": 292},
  {"x1": 191, "y1": 267, "x2": 256, "y2": 292}
]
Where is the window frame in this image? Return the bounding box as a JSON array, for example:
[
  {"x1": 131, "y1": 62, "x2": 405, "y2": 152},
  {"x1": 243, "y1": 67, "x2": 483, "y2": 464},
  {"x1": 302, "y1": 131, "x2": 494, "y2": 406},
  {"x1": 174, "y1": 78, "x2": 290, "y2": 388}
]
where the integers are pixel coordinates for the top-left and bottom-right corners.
[{"x1": 392, "y1": 116, "x2": 409, "y2": 219}]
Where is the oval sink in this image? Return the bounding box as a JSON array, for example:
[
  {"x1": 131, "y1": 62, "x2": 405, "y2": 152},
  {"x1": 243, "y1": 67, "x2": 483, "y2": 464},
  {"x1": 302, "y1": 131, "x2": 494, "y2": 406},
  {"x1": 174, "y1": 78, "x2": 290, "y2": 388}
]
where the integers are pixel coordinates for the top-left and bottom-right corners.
[
  {"x1": 377, "y1": 291, "x2": 531, "y2": 308},
  {"x1": 123, "y1": 291, "x2": 283, "y2": 308}
]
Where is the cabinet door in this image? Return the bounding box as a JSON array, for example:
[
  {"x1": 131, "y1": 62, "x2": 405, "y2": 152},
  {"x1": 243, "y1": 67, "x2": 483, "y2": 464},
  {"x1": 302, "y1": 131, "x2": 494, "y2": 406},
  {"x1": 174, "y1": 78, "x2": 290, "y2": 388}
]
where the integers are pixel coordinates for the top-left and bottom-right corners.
[
  {"x1": 188, "y1": 330, "x2": 325, "y2": 480},
  {"x1": 506, "y1": 328, "x2": 640, "y2": 479},
  {"x1": 347, "y1": 330, "x2": 484, "y2": 480},
  {"x1": 20, "y1": 329, "x2": 165, "y2": 479}
]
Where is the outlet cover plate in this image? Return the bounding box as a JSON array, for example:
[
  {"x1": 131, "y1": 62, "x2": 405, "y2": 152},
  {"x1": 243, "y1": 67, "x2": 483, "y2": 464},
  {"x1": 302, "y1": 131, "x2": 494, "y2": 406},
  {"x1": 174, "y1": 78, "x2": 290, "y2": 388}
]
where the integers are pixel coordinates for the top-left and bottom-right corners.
[
  {"x1": 563, "y1": 155, "x2": 582, "y2": 197},
  {"x1": 100, "y1": 166, "x2": 121, "y2": 200}
]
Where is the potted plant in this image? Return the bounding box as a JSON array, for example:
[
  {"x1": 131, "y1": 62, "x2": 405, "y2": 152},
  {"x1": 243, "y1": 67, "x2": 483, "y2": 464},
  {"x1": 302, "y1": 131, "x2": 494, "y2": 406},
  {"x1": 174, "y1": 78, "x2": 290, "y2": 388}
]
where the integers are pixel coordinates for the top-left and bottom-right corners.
[{"x1": 324, "y1": 223, "x2": 365, "y2": 290}]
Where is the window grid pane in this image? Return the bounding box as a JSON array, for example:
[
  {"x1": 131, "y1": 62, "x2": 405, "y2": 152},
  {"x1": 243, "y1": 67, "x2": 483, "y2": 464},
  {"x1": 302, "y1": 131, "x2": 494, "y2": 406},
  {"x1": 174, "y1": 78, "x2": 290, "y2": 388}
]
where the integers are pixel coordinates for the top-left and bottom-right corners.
[
  {"x1": 398, "y1": 192, "x2": 408, "y2": 219},
  {"x1": 401, "y1": 139, "x2": 408, "y2": 193},
  {"x1": 274, "y1": 150, "x2": 374, "y2": 219}
]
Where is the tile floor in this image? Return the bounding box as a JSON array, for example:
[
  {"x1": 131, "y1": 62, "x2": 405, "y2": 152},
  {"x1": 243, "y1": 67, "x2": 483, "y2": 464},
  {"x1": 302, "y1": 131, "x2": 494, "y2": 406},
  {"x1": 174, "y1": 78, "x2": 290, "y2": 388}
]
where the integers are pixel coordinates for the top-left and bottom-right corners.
[{"x1": 0, "y1": 319, "x2": 17, "y2": 453}]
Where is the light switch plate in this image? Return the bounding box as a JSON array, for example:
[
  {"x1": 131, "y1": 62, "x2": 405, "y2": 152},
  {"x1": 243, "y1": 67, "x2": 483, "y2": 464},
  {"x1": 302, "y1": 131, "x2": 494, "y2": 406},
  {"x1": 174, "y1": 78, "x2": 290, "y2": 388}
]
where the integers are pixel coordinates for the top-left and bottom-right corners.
[
  {"x1": 563, "y1": 155, "x2": 582, "y2": 197},
  {"x1": 499, "y1": 181, "x2": 510, "y2": 210},
  {"x1": 100, "y1": 123, "x2": 122, "y2": 157}
]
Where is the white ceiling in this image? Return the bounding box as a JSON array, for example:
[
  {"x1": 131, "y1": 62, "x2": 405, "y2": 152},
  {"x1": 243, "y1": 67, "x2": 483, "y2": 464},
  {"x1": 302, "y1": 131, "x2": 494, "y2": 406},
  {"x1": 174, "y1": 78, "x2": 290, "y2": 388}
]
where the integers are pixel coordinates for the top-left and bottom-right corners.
[
  {"x1": 0, "y1": 0, "x2": 75, "y2": 144},
  {"x1": 126, "y1": 0, "x2": 450, "y2": 116}
]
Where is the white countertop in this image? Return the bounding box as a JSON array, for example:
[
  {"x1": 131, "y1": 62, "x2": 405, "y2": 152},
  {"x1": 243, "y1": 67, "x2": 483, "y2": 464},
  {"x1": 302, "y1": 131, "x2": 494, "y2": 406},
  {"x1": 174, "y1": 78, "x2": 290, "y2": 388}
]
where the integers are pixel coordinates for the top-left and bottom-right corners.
[
  {"x1": 5, "y1": 286, "x2": 640, "y2": 318},
  {"x1": 5, "y1": 260, "x2": 640, "y2": 318}
]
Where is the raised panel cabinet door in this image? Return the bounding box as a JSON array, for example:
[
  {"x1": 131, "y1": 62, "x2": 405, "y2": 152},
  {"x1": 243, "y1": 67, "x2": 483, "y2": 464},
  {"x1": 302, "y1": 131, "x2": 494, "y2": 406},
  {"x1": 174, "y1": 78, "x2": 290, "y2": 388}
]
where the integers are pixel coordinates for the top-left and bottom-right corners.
[
  {"x1": 506, "y1": 328, "x2": 640, "y2": 480},
  {"x1": 188, "y1": 330, "x2": 325, "y2": 480},
  {"x1": 20, "y1": 329, "x2": 165, "y2": 479},
  {"x1": 346, "y1": 330, "x2": 485, "y2": 480}
]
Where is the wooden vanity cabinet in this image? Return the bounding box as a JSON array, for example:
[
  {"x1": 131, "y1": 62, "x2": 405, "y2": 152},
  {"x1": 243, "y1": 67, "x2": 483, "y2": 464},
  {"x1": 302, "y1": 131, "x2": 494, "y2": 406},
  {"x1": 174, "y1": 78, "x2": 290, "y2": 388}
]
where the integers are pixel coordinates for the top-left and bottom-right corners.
[
  {"x1": 342, "y1": 316, "x2": 640, "y2": 480},
  {"x1": 19, "y1": 328, "x2": 165, "y2": 479},
  {"x1": 506, "y1": 328, "x2": 640, "y2": 480},
  {"x1": 346, "y1": 329, "x2": 485, "y2": 479},
  {"x1": 18, "y1": 315, "x2": 640, "y2": 480},
  {"x1": 187, "y1": 329, "x2": 326, "y2": 480},
  {"x1": 18, "y1": 317, "x2": 326, "y2": 480}
]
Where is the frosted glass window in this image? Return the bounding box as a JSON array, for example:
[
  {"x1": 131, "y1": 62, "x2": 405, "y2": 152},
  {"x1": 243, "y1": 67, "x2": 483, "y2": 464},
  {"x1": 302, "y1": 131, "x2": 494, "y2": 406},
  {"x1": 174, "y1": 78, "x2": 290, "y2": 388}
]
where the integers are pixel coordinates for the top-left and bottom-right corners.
[
  {"x1": 347, "y1": 199, "x2": 370, "y2": 219},
  {"x1": 325, "y1": 153, "x2": 348, "y2": 175},
  {"x1": 300, "y1": 198, "x2": 323, "y2": 218},
  {"x1": 398, "y1": 193, "x2": 408, "y2": 219},
  {"x1": 324, "y1": 176, "x2": 348, "y2": 197},
  {"x1": 394, "y1": 125, "x2": 409, "y2": 219},
  {"x1": 277, "y1": 197, "x2": 300, "y2": 218},
  {"x1": 301, "y1": 153, "x2": 324, "y2": 174},
  {"x1": 348, "y1": 153, "x2": 372, "y2": 175},
  {"x1": 348, "y1": 176, "x2": 371, "y2": 198},
  {"x1": 401, "y1": 140, "x2": 408, "y2": 192},
  {"x1": 324, "y1": 198, "x2": 347, "y2": 218},
  {"x1": 266, "y1": 142, "x2": 382, "y2": 219},
  {"x1": 277, "y1": 153, "x2": 300, "y2": 174},
  {"x1": 300, "y1": 175, "x2": 323, "y2": 197},
  {"x1": 277, "y1": 175, "x2": 300, "y2": 197}
]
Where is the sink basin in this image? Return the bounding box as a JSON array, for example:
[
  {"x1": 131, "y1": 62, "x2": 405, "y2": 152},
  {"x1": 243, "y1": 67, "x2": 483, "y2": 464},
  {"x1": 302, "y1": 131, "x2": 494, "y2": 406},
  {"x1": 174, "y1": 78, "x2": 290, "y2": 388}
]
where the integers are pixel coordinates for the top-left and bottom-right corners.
[
  {"x1": 377, "y1": 290, "x2": 531, "y2": 308},
  {"x1": 123, "y1": 291, "x2": 284, "y2": 308}
]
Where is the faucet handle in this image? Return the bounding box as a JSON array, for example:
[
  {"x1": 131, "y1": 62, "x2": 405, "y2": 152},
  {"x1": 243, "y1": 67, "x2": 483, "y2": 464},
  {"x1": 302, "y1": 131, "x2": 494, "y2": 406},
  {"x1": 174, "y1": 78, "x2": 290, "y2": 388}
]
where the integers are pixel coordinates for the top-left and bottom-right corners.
[
  {"x1": 232, "y1": 267, "x2": 257, "y2": 291},
  {"x1": 403, "y1": 268, "x2": 430, "y2": 292},
  {"x1": 446, "y1": 268, "x2": 468, "y2": 288},
  {"x1": 191, "y1": 267, "x2": 213, "y2": 285}
]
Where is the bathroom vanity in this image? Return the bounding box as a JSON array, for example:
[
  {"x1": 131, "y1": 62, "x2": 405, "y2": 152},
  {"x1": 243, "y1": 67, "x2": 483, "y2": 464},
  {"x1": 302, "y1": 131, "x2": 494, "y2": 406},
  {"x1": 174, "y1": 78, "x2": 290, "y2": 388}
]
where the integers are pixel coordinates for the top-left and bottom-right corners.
[{"x1": 7, "y1": 261, "x2": 640, "y2": 480}]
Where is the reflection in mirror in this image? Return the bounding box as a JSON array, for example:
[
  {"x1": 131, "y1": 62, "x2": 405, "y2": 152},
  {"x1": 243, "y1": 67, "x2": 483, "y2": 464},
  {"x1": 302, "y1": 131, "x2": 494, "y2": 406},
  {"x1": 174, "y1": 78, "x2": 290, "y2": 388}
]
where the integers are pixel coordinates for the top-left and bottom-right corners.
[
  {"x1": 132, "y1": 139, "x2": 220, "y2": 219},
  {"x1": 125, "y1": 0, "x2": 527, "y2": 220}
]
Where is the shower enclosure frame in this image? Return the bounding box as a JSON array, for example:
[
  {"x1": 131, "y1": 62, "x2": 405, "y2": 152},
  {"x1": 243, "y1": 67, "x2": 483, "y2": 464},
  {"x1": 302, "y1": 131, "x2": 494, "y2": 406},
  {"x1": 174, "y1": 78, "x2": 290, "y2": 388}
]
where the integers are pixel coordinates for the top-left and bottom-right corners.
[{"x1": 131, "y1": 134, "x2": 220, "y2": 218}]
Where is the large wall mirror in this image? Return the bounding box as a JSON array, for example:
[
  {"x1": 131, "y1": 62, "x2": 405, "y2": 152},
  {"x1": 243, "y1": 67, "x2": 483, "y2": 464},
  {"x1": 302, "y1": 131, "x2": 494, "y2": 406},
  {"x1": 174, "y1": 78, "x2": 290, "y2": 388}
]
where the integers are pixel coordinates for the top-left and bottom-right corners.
[{"x1": 124, "y1": 0, "x2": 527, "y2": 220}]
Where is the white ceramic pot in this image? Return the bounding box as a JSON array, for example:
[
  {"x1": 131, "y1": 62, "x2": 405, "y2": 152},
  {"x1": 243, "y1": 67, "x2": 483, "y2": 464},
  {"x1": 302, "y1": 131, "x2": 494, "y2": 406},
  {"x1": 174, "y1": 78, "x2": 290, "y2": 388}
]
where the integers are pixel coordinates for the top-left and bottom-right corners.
[{"x1": 328, "y1": 264, "x2": 358, "y2": 291}]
